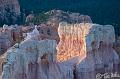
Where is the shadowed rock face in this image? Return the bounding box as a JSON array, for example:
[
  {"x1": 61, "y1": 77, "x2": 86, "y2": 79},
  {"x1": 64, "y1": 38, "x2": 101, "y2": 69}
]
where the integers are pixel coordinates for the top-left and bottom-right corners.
[
  {"x1": 0, "y1": 25, "x2": 23, "y2": 55},
  {"x1": 0, "y1": 23, "x2": 59, "y2": 55},
  {"x1": 22, "y1": 24, "x2": 60, "y2": 43},
  {"x1": 1, "y1": 23, "x2": 120, "y2": 79},
  {"x1": 1, "y1": 39, "x2": 57, "y2": 79}
]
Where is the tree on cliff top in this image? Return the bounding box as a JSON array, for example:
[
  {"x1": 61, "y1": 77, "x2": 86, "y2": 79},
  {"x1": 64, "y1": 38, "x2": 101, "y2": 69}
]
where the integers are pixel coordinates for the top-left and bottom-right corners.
[{"x1": 25, "y1": 12, "x2": 50, "y2": 25}]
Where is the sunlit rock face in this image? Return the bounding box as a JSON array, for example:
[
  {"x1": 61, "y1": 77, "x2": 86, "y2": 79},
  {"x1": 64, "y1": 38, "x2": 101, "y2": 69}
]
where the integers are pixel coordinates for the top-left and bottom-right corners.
[
  {"x1": 57, "y1": 22, "x2": 95, "y2": 62},
  {"x1": 57, "y1": 22, "x2": 118, "y2": 62},
  {"x1": 57, "y1": 22, "x2": 119, "y2": 79}
]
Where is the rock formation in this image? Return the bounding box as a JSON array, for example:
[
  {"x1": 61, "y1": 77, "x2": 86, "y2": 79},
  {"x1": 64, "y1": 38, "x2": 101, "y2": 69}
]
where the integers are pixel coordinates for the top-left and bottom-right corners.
[
  {"x1": 1, "y1": 39, "x2": 58, "y2": 79},
  {"x1": 57, "y1": 22, "x2": 119, "y2": 79},
  {"x1": 46, "y1": 10, "x2": 92, "y2": 29},
  {"x1": 0, "y1": 24, "x2": 22, "y2": 55},
  {"x1": 22, "y1": 24, "x2": 59, "y2": 43},
  {"x1": 1, "y1": 22, "x2": 120, "y2": 79},
  {"x1": 0, "y1": 22, "x2": 60, "y2": 55}
]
